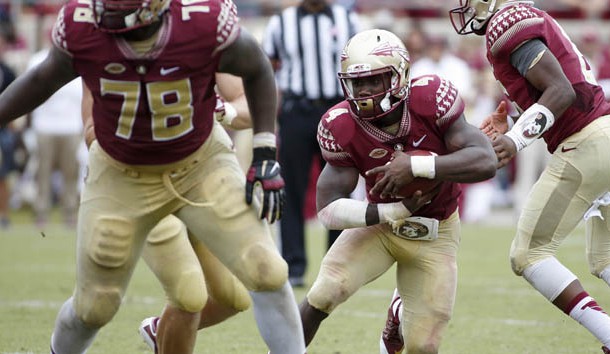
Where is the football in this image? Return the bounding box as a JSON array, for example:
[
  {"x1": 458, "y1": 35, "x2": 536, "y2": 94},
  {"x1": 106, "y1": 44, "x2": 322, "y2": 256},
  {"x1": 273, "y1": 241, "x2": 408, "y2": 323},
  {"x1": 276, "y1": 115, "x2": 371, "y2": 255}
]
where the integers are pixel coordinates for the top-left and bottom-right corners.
[{"x1": 375, "y1": 150, "x2": 440, "y2": 198}]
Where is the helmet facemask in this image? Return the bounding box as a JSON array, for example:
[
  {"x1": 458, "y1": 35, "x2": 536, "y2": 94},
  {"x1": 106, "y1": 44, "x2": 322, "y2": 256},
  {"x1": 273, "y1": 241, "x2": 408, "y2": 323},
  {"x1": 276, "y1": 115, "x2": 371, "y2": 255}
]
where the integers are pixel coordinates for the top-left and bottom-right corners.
[
  {"x1": 92, "y1": 0, "x2": 170, "y2": 34},
  {"x1": 449, "y1": 0, "x2": 504, "y2": 35},
  {"x1": 340, "y1": 66, "x2": 404, "y2": 121},
  {"x1": 338, "y1": 29, "x2": 410, "y2": 123}
]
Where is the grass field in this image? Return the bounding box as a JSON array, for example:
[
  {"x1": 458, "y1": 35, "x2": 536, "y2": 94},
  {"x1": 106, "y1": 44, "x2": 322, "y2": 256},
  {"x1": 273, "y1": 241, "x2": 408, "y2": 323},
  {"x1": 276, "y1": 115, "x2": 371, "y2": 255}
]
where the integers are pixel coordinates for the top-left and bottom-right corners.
[{"x1": 0, "y1": 208, "x2": 607, "y2": 354}]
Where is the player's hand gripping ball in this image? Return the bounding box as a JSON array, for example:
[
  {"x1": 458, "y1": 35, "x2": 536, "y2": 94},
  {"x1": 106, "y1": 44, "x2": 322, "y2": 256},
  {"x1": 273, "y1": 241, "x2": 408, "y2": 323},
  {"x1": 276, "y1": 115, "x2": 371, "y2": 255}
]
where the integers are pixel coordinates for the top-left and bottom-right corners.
[{"x1": 375, "y1": 150, "x2": 440, "y2": 198}]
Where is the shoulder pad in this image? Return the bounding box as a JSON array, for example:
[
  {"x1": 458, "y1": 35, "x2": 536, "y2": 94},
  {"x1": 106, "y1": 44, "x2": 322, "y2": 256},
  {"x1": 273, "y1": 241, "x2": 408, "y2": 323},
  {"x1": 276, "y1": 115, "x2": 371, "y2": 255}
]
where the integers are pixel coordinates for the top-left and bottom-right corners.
[
  {"x1": 409, "y1": 75, "x2": 464, "y2": 127},
  {"x1": 318, "y1": 105, "x2": 352, "y2": 154},
  {"x1": 52, "y1": 2, "x2": 97, "y2": 55},
  {"x1": 486, "y1": 4, "x2": 544, "y2": 58}
]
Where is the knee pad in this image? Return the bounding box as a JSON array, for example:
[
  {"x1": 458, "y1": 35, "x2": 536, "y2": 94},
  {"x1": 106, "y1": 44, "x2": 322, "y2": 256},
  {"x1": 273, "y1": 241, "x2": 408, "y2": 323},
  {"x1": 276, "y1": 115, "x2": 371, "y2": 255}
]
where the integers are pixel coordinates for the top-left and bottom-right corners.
[
  {"x1": 191, "y1": 238, "x2": 251, "y2": 312},
  {"x1": 238, "y1": 243, "x2": 287, "y2": 291},
  {"x1": 169, "y1": 269, "x2": 207, "y2": 313},
  {"x1": 306, "y1": 271, "x2": 350, "y2": 314},
  {"x1": 74, "y1": 286, "x2": 122, "y2": 328},
  {"x1": 207, "y1": 277, "x2": 251, "y2": 312},
  {"x1": 88, "y1": 216, "x2": 135, "y2": 268},
  {"x1": 509, "y1": 238, "x2": 558, "y2": 276}
]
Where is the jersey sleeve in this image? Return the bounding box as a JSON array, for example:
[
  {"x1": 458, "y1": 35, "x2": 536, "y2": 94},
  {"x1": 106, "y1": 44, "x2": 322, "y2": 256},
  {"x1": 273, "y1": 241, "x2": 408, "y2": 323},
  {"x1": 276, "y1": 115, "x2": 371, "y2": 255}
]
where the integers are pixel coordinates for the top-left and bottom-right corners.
[
  {"x1": 51, "y1": 4, "x2": 71, "y2": 56},
  {"x1": 486, "y1": 5, "x2": 545, "y2": 59},
  {"x1": 317, "y1": 106, "x2": 356, "y2": 168},
  {"x1": 409, "y1": 75, "x2": 464, "y2": 133},
  {"x1": 213, "y1": 0, "x2": 241, "y2": 53}
]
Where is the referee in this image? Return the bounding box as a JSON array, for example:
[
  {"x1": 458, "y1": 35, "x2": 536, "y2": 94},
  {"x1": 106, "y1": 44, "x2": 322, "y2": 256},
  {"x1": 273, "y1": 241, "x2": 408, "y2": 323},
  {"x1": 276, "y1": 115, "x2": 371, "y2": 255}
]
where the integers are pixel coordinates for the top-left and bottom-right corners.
[{"x1": 262, "y1": 0, "x2": 360, "y2": 287}]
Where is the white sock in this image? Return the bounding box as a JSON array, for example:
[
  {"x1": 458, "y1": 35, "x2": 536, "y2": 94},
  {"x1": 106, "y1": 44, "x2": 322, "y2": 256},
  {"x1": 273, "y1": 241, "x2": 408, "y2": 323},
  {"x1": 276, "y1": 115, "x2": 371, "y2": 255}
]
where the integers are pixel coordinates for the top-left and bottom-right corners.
[
  {"x1": 569, "y1": 295, "x2": 610, "y2": 347},
  {"x1": 50, "y1": 297, "x2": 98, "y2": 354},
  {"x1": 249, "y1": 282, "x2": 306, "y2": 354},
  {"x1": 522, "y1": 257, "x2": 577, "y2": 301}
]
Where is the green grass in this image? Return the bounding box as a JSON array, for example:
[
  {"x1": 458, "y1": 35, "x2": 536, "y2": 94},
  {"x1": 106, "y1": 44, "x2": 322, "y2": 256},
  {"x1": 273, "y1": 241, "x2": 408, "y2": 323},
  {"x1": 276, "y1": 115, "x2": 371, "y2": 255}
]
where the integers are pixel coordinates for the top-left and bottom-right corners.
[{"x1": 0, "y1": 209, "x2": 606, "y2": 353}]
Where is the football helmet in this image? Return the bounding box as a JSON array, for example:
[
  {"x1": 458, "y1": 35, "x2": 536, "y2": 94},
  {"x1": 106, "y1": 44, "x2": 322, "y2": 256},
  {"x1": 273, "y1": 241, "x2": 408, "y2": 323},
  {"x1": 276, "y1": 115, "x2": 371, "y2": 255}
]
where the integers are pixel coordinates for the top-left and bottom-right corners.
[
  {"x1": 92, "y1": 0, "x2": 170, "y2": 33},
  {"x1": 338, "y1": 29, "x2": 410, "y2": 122},
  {"x1": 449, "y1": 0, "x2": 508, "y2": 35}
]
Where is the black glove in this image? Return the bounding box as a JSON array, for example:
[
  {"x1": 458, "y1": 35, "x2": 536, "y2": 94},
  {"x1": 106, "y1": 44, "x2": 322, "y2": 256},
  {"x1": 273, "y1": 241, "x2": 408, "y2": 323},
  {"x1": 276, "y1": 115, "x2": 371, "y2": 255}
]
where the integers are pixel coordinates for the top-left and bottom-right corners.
[{"x1": 246, "y1": 146, "x2": 285, "y2": 223}]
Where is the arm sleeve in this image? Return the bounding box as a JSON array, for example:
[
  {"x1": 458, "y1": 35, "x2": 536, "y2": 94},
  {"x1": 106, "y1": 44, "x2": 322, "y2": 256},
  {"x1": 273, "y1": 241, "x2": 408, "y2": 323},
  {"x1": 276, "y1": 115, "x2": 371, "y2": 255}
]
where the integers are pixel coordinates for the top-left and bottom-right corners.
[{"x1": 510, "y1": 39, "x2": 548, "y2": 77}]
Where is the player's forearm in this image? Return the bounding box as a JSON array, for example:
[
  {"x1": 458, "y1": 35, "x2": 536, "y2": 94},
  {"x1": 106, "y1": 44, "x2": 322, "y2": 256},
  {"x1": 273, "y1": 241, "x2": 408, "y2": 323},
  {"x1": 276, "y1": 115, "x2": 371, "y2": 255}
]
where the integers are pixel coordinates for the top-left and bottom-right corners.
[
  {"x1": 536, "y1": 85, "x2": 575, "y2": 119},
  {"x1": 317, "y1": 198, "x2": 411, "y2": 230},
  {"x1": 434, "y1": 146, "x2": 496, "y2": 182},
  {"x1": 243, "y1": 70, "x2": 277, "y2": 134}
]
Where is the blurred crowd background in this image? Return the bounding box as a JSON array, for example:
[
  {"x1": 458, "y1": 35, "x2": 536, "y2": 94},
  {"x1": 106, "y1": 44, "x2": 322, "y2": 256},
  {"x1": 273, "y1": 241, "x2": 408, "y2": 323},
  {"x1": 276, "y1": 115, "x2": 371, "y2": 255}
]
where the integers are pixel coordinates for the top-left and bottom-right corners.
[{"x1": 1, "y1": 0, "x2": 610, "y2": 230}]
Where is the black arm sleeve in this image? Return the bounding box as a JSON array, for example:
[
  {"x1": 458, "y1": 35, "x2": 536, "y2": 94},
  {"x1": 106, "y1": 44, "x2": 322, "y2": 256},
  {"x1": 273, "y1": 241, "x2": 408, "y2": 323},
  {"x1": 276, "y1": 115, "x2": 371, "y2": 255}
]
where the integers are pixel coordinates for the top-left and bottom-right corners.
[{"x1": 510, "y1": 39, "x2": 548, "y2": 76}]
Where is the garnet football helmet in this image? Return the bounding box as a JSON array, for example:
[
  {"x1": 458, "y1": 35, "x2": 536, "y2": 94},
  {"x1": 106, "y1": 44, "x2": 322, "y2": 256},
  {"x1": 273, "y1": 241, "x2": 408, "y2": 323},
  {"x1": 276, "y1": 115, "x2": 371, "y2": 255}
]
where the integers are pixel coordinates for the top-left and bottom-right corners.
[
  {"x1": 338, "y1": 29, "x2": 410, "y2": 122},
  {"x1": 449, "y1": 0, "x2": 509, "y2": 35},
  {"x1": 92, "y1": 0, "x2": 170, "y2": 33}
]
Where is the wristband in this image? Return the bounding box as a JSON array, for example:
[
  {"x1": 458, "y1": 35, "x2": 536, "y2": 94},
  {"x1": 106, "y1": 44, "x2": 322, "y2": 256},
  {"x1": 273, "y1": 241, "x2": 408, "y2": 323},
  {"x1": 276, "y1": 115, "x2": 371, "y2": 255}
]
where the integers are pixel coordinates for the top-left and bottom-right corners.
[
  {"x1": 411, "y1": 155, "x2": 436, "y2": 179},
  {"x1": 252, "y1": 132, "x2": 276, "y2": 149},
  {"x1": 505, "y1": 103, "x2": 555, "y2": 152}
]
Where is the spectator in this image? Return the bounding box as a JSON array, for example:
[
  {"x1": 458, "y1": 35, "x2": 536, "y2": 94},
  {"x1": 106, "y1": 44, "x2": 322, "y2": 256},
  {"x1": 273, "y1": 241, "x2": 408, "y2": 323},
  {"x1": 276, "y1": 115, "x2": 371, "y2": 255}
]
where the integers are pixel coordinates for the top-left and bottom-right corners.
[
  {"x1": 27, "y1": 47, "x2": 83, "y2": 228},
  {"x1": 262, "y1": 0, "x2": 360, "y2": 287}
]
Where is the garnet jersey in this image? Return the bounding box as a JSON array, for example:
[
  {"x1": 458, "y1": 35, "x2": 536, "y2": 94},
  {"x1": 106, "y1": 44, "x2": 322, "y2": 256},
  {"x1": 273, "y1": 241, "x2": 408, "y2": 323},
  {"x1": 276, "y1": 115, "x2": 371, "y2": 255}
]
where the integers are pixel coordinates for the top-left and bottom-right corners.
[
  {"x1": 52, "y1": 0, "x2": 239, "y2": 164},
  {"x1": 485, "y1": 2, "x2": 610, "y2": 153},
  {"x1": 318, "y1": 75, "x2": 463, "y2": 220}
]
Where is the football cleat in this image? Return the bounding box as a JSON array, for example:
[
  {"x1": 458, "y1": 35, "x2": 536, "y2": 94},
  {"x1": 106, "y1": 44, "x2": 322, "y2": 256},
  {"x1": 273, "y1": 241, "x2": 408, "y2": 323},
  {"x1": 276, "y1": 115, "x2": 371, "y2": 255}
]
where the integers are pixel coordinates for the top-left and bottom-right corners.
[
  {"x1": 380, "y1": 294, "x2": 404, "y2": 354},
  {"x1": 139, "y1": 316, "x2": 160, "y2": 354}
]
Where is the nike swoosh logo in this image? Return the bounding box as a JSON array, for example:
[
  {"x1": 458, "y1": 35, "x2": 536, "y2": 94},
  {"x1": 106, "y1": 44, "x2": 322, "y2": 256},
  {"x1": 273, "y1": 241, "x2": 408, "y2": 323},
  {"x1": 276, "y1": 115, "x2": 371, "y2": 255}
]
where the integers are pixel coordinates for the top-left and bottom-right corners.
[
  {"x1": 412, "y1": 135, "x2": 427, "y2": 147},
  {"x1": 160, "y1": 66, "x2": 180, "y2": 76},
  {"x1": 561, "y1": 146, "x2": 576, "y2": 153}
]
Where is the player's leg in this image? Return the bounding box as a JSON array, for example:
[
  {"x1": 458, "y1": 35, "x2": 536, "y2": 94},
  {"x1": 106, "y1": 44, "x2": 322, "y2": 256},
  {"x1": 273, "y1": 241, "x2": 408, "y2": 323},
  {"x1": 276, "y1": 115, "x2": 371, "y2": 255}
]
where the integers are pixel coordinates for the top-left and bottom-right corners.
[
  {"x1": 379, "y1": 288, "x2": 403, "y2": 354},
  {"x1": 301, "y1": 226, "x2": 395, "y2": 346},
  {"x1": 51, "y1": 142, "x2": 157, "y2": 353},
  {"x1": 188, "y1": 234, "x2": 251, "y2": 328},
  {"x1": 588, "y1": 204, "x2": 610, "y2": 285},
  {"x1": 175, "y1": 125, "x2": 304, "y2": 353},
  {"x1": 394, "y1": 211, "x2": 460, "y2": 354},
  {"x1": 510, "y1": 121, "x2": 610, "y2": 348},
  {"x1": 140, "y1": 215, "x2": 207, "y2": 354},
  {"x1": 587, "y1": 202, "x2": 610, "y2": 354}
]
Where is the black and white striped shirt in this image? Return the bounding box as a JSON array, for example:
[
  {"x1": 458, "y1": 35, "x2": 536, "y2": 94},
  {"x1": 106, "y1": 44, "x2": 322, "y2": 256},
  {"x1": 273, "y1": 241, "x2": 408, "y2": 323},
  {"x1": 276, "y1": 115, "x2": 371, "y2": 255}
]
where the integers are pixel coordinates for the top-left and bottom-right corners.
[{"x1": 262, "y1": 4, "x2": 360, "y2": 100}]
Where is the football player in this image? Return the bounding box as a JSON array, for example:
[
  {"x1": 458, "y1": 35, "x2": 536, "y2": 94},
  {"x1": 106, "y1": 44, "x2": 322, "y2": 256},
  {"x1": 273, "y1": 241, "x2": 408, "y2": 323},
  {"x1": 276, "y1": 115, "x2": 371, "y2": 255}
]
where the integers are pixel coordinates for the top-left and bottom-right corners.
[
  {"x1": 81, "y1": 72, "x2": 253, "y2": 354},
  {"x1": 298, "y1": 28, "x2": 497, "y2": 354},
  {"x1": 0, "y1": 1, "x2": 306, "y2": 353},
  {"x1": 381, "y1": 1, "x2": 610, "y2": 353}
]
